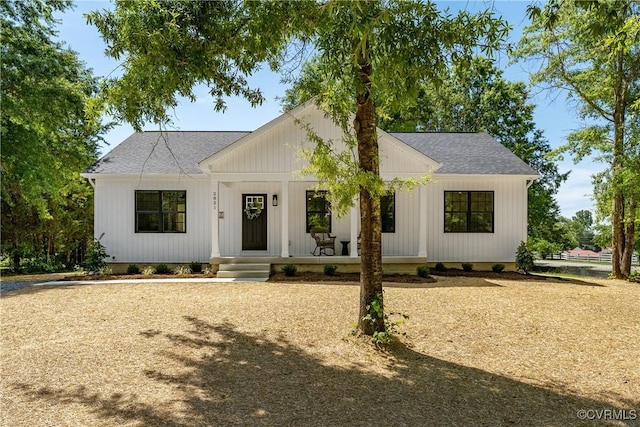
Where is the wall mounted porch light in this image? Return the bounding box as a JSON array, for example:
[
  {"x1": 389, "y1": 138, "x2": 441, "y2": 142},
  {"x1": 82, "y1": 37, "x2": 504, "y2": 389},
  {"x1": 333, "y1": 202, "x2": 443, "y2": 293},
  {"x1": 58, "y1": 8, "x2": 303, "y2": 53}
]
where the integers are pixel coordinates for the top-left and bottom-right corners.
[{"x1": 272, "y1": 194, "x2": 278, "y2": 206}]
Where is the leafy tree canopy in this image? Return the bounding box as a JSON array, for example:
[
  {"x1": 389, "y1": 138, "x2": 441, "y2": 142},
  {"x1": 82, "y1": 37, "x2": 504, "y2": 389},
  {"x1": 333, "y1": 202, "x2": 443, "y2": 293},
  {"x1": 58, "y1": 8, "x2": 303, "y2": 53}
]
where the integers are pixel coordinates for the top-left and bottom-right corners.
[
  {"x1": 514, "y1": 0, "x2": 639, "y2": 278},
  {"x1": 1, "y1": 0, "x2": 107, "y2": 269}
]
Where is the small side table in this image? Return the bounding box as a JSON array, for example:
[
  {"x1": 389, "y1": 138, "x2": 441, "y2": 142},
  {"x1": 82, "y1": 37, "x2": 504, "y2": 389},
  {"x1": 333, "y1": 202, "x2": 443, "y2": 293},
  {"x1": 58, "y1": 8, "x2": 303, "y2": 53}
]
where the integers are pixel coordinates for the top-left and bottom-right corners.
[{"x1": 340, "y1": 240, "x2": 350, "y2": 256}]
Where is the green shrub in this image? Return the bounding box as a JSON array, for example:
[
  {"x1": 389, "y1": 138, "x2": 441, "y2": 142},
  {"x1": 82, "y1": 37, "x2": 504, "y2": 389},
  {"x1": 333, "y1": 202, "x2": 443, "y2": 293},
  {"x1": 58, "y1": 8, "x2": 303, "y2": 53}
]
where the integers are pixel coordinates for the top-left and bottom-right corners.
[
  {"x1": 189, "y1": 261, "x2": 203, "y2": 273},
  {"x1": 629, "y1": 270, "x2": 640, "y2": 283},
  {"x1": 416, "y1": 265, "x2": 430, "y2": 278},
  {"x1": 492, "y1": 263, "x2": 505, "y2": 273},
  {"x1": 127, "y1": 264, "x2": 141, "y2": 274},
  {"x1": 142, "y1": 266, "x2": 155, "y2": 275},
  {"x1": 515, "y1": 241, "x2": 534, "y2": 274},
  {"x1": 530, "y1": 238, "x2": 561, "y2": 260},
  {"x1": 323, "y1": 264, "x2": 337, "y2": 276},
  {"x1": 175, "y1": 265, "x2": 192, "y2": 275},
  {"x1": 434, "y1": 262, "x2": 447, "y2": 272},
  {"x1": 85, "y1": 238, "x2": 109, "y2": 273},
  {"x1": 98, "y1": 266, "x2": 113, "y2": 276},
  {"x1": 21, "y1": 256, "x2": 62, "y2": 273},
  {"x1": 461, "y1": 262, "x2": 473, "y2": 272},
  {"x1": 155, "y1": 263, "x2": 172, "y2": 274},
  {"x1": 281, "y1": 264, "x2": 297, "y2": 277}
]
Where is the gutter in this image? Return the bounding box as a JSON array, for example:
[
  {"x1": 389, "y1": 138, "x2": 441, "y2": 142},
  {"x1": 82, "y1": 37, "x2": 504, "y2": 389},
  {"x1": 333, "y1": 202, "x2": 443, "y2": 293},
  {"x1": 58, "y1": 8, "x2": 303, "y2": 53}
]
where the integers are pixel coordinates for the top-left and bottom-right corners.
[{"x1": 80, "y1": 173, "x2": 95, "y2": 189}]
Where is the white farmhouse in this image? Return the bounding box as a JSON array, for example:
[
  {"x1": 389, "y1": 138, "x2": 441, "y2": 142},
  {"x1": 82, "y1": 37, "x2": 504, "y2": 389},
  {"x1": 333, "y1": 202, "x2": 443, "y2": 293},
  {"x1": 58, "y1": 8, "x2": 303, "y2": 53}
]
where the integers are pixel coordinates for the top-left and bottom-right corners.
[{"x1": 82, "y1": 101, "x2": 538, "y2": 276}]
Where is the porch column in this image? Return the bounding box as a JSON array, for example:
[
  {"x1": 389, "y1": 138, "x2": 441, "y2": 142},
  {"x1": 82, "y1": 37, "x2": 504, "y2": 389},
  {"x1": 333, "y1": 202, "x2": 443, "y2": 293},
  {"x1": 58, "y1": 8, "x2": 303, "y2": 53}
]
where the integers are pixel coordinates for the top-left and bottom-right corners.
[
  {"x1": 418, "y1": 185, "x2": 427, "y2": 258},
  {"x1": 210, "y1": 179, "x2": 221, "y2": 258},
  {"x1": 350, "y1": 202, "x2": 359, "y2": 257},
  {"x1": 280, "y1": 180, "x2": 289, "y2": 257}
]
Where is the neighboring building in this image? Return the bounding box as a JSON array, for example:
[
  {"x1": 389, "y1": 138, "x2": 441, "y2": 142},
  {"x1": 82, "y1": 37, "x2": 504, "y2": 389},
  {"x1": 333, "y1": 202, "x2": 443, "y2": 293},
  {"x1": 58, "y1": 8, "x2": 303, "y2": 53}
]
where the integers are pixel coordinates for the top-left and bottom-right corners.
[{"x1": 81, "y1": 101, "x2": 538, "y2": 273}]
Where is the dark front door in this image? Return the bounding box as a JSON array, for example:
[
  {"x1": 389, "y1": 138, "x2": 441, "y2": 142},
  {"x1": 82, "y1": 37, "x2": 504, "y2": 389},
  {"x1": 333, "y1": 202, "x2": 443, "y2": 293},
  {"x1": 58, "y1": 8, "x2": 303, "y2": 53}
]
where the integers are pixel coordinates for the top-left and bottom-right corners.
[{"x1": 242, "y1": 194, "x2": 267, "y2": 250}]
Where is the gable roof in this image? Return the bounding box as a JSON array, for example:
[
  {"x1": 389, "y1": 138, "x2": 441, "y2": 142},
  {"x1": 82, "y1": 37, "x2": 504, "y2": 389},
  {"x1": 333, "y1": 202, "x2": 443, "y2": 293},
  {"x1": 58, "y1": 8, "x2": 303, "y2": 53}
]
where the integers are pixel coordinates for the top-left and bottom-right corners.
[
  {"x1": 391, "y1": 132, "x2": 538, "y2": 175},
  {"x1": 84, "y1": 129, "x2": 537, "y2": 178},
  {"x1": 84, "y1": 131, "x2": 249, "y2": 175}
]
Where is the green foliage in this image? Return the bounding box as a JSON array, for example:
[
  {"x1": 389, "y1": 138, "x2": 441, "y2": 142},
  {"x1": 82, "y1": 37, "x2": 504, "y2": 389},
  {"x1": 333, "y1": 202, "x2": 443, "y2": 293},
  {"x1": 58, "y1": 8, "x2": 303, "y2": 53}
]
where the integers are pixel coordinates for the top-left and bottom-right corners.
[
  {"x1": 85, "y1": 238, "x2": 109, "y2": 273},
  {"x1": 323, "y1": 264, "x2": 337, "y2": 276},
  {"x1": 530, "y1": 239, "x2": 562, "y2": 260},
  {"x1": 127, "y1": 264, "x2": 141, "y2": 274},
  {"x1": 361, "y1": 292, "x2": 409, "y2": 345},
  {"x1": 98, "y1": 266, "x2": 113, "y2": 276},
  {"x1": 461, "y1": 262, "x2": 473, "y2": 272},
  {"x1": 142, "y1": 266, "x2": 155, "y2": 276},
  {"x1": 416, "y1": 265, "x2": 430, "y2": 278},
  {"x1": 515, "y1": 241, "x2": 534, "y2": 274},
  {"x1": 154, "y1": 263, "x2": 171, "y2": 275},
  {"x1": 492, "y1": 263, "x2": 505, "y2": 273},
  {"x1": 434, "y1": 262, "x2": 448, "y2": 272},
  {"x1": 175, "y1": 266, "x2": 192, "y2": 275},
  {"x1": 1, "y1": 0, "x2": 108, "y2": 271},
  {"x1": 189, "y1": 262, "x2": 203, "y2": 273},
  {"x1": 281, "y1": 264, "x2": 297, "y2": 277},
  {"x1": 629, "y1": 271, "x2": 640, "y2": 283},
  {"x1": 20, "y1": 256, "x2": 63, "y2": 274},
  {"x1": 515, "y1": 1, "x2": 640, "y2": 277}
]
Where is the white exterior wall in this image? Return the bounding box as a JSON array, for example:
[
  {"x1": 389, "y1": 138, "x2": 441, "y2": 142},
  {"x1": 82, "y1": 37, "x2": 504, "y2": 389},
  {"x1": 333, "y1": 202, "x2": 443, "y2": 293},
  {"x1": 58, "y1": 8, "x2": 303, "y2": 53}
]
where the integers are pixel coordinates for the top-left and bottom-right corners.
[
  {"x1": 93, "y1": 176, "x2": 211, "y2": 263},
  {"x1": 91, "y1": 103, "x2": 531, "y2": 264},
  {"x1": 425, "y1": 177, "x2": 529, "y2": 262}
]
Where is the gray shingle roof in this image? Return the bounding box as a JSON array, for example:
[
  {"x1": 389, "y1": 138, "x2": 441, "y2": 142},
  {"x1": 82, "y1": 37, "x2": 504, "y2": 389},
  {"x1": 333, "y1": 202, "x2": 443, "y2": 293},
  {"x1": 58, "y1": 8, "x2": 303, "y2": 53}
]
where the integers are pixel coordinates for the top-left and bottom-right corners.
[
  {"x1": 85, "y1": 131, "x2": 249, "y2": 175},
  {"x1": 391, "y1": 132, "x2": 539, "y2": 175},
  {"x1": 85, "y1": 130, "x2": 538, "y2": 176}
]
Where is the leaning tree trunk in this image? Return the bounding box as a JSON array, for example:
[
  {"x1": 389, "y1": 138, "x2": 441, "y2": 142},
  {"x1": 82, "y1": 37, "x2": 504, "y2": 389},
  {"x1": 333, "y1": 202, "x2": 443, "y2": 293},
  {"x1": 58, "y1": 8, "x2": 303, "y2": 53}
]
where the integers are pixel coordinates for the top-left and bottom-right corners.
[{"x1": 354, "y1": 47, "x2": 385, "y2": 336}]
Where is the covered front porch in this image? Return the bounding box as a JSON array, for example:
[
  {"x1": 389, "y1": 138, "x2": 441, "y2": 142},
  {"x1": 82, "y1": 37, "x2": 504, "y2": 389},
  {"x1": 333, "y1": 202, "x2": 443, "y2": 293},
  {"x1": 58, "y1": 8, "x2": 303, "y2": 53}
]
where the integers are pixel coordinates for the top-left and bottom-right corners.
[{"x1": 210, "y1": 255, "x2": 430, "y2": 275}]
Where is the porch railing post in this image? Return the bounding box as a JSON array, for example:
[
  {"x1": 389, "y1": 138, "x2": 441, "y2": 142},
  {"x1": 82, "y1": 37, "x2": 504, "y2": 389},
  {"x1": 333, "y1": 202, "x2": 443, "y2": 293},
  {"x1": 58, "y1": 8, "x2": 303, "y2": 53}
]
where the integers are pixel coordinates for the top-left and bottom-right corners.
[
  {"x1": 418, "y1": 185, "x2": 427, "y2": 258},
  {"x1": 350, "y1": 201, "x2": 359, "y2": 257},
  {"x1": 210, "y1": 179, "x2": 220, "y2": 258},
  {"x1": 280, "y1": 180, "x2": 289, "y2": 258}
]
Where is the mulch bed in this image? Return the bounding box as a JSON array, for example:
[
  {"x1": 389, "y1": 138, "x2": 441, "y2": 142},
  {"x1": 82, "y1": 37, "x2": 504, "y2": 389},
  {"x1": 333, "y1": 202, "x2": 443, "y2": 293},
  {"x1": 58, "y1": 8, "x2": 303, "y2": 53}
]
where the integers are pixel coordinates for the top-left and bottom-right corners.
[
  {"x1": 269, "y1": 271, "x2": 437, "y2": 283},
  {"x1": 54, "y1": 269, "x2": 543, "y2": 283},
  {"x1": 270, "y1": 269, "x2": 543, "y2": 283}
]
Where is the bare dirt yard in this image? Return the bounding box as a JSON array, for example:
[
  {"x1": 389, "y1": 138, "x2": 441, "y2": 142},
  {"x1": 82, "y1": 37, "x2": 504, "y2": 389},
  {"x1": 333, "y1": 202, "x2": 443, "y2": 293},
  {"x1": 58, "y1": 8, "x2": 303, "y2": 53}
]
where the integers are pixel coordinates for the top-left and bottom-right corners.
[{"x1": 1, "y1": 275, "x2": 638, "y2": 426}]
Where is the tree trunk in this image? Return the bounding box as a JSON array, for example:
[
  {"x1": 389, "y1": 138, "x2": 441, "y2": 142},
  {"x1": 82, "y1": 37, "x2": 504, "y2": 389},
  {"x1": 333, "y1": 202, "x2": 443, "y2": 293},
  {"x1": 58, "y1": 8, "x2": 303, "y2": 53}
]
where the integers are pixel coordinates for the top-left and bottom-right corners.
[
  {"x1": 611, "y1": 193, "x2": 625, "y2": 278},
  {"x1": 611, "y1": 66, "x2": 628, "y2": 279},
  {"x1": 621, "y1": 200, "x2": 636, "y2": 275},
  {"x1": 355, "y1": 46, "x2": 385, "y2": 336}
]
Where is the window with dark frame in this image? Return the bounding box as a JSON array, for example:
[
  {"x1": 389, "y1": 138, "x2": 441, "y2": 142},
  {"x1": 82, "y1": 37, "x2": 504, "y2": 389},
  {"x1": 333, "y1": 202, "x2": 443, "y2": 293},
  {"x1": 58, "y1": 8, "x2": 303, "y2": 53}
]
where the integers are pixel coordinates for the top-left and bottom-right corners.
[
  {"x1": 444, "y1": 191, "x2": 493, "y2": 233},
  {"x1": 381, "y1": 193, "x2": 395, "y2": 233},
  {"x1": 306, "y1": 190, "x2": 331, "y2": 233},
  {"x1": 135, "y1": 190, "x2": 186, "y2": 233}
]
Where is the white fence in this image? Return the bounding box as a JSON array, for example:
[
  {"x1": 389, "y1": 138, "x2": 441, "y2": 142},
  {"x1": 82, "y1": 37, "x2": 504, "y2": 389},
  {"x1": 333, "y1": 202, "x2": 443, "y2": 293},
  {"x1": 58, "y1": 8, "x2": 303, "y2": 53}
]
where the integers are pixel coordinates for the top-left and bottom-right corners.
[{"x1": 549, "y1": 252, "x2": 639, "y2": 265}]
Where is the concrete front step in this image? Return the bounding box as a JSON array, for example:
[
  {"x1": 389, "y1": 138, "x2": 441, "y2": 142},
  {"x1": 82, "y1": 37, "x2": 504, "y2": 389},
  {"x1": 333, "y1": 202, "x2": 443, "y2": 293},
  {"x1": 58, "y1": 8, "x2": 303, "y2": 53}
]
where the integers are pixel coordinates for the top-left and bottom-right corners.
[
  {"x1": 216, "y1": 263, "x2": 270, "y2": 280},
  {"x1": 218, "y1": 263, "x2": 271, "y2": 272},
  {"x1": 216, "y1": 270, "x2": 270, "y2": 279}
]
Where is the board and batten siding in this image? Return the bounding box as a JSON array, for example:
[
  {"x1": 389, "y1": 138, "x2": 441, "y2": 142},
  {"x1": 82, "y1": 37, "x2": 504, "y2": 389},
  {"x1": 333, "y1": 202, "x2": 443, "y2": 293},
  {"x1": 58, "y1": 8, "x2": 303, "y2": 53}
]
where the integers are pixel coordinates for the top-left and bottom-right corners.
[
  {"x1": 94, "y1": 177, "x2": 211, "y2": 263},
  {"x1": 425, "y1": 177, "x2": 529, "y2": 262},
  {"x1": 207, "y1": 106, "x2": 433, "y2": 176}
]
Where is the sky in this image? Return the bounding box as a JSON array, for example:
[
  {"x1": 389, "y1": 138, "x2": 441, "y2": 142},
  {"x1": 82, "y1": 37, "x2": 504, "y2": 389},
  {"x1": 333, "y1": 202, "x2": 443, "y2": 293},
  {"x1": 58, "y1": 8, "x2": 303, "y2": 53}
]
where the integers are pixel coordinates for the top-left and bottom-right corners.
[{"x1": 54, "y1": 1, "x2": 600, "y2": 219}]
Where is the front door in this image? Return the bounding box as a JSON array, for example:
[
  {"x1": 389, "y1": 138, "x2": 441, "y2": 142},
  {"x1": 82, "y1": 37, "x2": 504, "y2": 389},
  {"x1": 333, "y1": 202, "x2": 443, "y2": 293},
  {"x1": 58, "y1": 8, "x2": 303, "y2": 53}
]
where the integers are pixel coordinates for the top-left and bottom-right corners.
[{"x1": 242, "y1": 194, "x2": 267, "y2": 250}]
